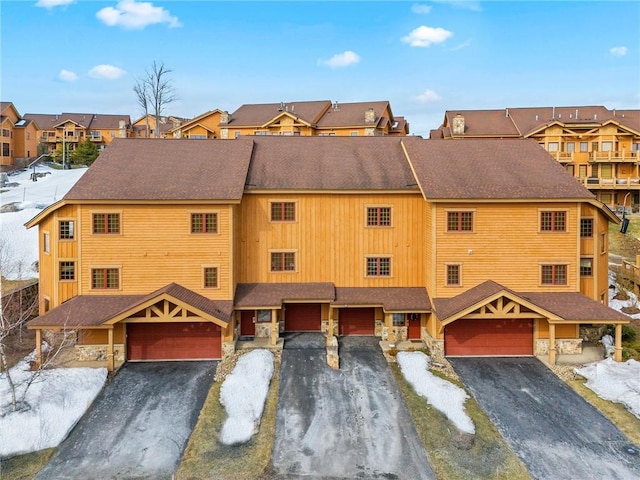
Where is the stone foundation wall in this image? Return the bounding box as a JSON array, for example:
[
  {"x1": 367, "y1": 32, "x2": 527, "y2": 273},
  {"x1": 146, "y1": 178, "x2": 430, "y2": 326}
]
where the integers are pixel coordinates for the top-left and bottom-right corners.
[
  {"x1": 75, "y1": 344, "x2": 125, "y2": 362},
  {"x1": 222, "y1": 341, "x2": 236, "y2": 357},
  {"x1": 255, "y1": 323, "x2": 271, "y2": 338},
  {"x1": 580, "y1": 325, "x2": 607, "y2": 342},
  {"x1": 374, "y1": 319, "x2": 384, "y2": 337},
  {"x1": 535, "y1": 338, "x2": 583, "y2": 356},
  {"x1": 422, "y1": 330, "x2": 445, "y2": 362}
]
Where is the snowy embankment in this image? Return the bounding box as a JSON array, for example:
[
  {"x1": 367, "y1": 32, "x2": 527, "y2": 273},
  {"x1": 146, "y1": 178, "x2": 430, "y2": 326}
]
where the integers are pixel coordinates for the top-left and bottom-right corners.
[
  {"x1": 219, "y1": 349, "x2": 275, "y2": 445},
  {"x1": 0, "y1": 165, "x2": 86, "y2": 280},
  {"x1": 397, "y1": 351, "x2": 475, "y2": 434},
  {"x1": 0, "y1": 355, "x2": 107, "y2": 458}
]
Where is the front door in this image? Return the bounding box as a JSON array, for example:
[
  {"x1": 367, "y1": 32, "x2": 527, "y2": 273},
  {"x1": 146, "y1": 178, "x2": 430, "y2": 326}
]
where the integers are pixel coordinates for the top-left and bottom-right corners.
[
  {"x1": 408, "y1": 313, "x2": 421, "y2": 339},
  {"x1": 240, "y1": 310, "x2": 255, "y2": 337}
]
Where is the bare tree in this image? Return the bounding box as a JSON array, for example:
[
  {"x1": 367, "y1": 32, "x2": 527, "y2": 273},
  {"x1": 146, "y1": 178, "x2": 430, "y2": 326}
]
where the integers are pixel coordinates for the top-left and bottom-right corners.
[
  {"x1": 133, "y1": 78, "x2": 150, "y2": 138},
  {"x1": 140, "y1": 61, "x2": 176, "y2": 138}
]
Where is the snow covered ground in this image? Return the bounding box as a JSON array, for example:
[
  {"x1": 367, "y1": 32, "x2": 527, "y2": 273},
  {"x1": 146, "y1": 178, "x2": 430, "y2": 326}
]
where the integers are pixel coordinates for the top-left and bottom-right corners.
[{"x1": 0, "y1": 164, "x2": 86, "y2": 280}]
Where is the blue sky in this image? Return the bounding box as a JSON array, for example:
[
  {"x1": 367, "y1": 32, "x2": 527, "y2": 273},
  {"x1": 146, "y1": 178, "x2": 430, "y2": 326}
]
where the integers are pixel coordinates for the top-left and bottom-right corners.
[{"x1": 2, "y1": 0, "x2": 639, "y2": 136}]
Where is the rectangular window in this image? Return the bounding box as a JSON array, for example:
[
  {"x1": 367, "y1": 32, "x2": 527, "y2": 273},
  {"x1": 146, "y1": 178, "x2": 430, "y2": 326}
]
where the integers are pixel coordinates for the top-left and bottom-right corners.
[
  {"x1": 540, "y1": 211, "x2": 566, "y2": 232},
  {"x1": 2, "y1": 143, "x2": 9, "y2": 156},
  {"x1": 59, "y1": 220, "x2": 75, "y2": 239},
  {"x1": 580, "y1": 142, "x2": 588, "y2": 152},
  {"x1": 601, "y1": 141, "x2": 613, "y2": 152},
  {"x1": 580, "y1": 258, "x2": 593, "y2": 277},
  {"x1": 446, "y1": 264, "x2": 461, "y2": 286},
  {"x1": 447, "y1": 211, "x2": 474, "y2": 232},
  {"x1": 271, "y1": 202, "x2": 295, "y2": 222},
  {"x1": 366, "y1": 257, "x2": 391, "y2": 277},
  {"x1": 271, "y1": 252, "x2": 296, "y2": 272},
  {"x1": 203, "y1": 267, "x2": 218, "y2": 288},
  {"x1": 257, "y1": 309, "x2": 271, "y2": 322},
  {"x1": 392, "y1": 313, "x2": 405, "y2": 326},
  {"x1": 580, "y1": 218, "x2": 593, "y2": 238},
  {"x1": 600, "y1": 164, "x2": 612, "y2": 179},
  {"x1": 547, "y1": 142, "x2": 559, "y2": 152},
  {"x1": 578, "y1": 165, "x2": 587, "y2": 179},
  {"x1": 600, "y1": 232, "x2": 607, "y2": 254},
  {"x1": 43, "y1": 232, "x2": 50, "y2": 253},
  {"x1": 91, "y1": 268, "x2": 119, "y2": 289},
  {"x1": 93, "y1": 213, "x2": 120, "y2": 234},
  {"x1": 541, "y1": 264, "x2": 567, "y2": 285},
  {"x1": 191, "y1": 213, "x2": 218, "y2": 233},
  {"x1": 350, "y1": 132, "x2": 358, "y2": 136},
  {"x1": 566, "y1": 142, "x2": 575, "y2": 153},
  {"x1": 59, "y1": 261, "x2": 75, "y2": 281},
  {"x1": 44, "y1": 298, "x2": 50, "y2": 312},
  {"x1": 367, "y1": 207, "x2": 391, "y2": 226}
]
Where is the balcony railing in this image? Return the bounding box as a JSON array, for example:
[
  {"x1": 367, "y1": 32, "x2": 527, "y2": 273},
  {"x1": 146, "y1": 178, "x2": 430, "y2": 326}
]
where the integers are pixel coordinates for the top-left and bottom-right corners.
[
  {"x1": 589, "y1": 151, "x2": 640, "y2": 163},
  {"x1": 88, "y1": 134, "x2": 102, "y2": 141},
  {"x1": 549, "y1": 152, "x2": 574, "y2": 162},
  {"x1": 582, "y1": 177, "x2": 640, "y2": 189}
]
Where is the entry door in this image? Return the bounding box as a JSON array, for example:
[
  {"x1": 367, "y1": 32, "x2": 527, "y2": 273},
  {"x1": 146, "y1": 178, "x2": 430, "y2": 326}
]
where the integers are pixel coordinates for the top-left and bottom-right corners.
[
  {"x1": 408, "y1": 313, "x2": 421, "y2": 339},
  {"x1": 240, "y1": 310, "x2": 255, "y2": 337}
]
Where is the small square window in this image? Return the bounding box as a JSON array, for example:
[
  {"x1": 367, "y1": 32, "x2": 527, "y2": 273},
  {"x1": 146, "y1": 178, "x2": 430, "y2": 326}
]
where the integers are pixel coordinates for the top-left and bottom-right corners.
[
  {"x1": 547, "y1": 142, "x2": 559, "y2": 152},
  {"x1": 392, "y1": 313, "x2": 405, "y2": 326},
  {"x1": 59, "y1": 261, "x2": 75, "y2": 281},
  {"x1": 366, "y1": 257, "x2": 391, "y2": 277},
  {"x1": 447, "y1": 212, "x2": 473, "y2": 232},
  {"x1": 191, "y1": 213, "x2": 218, "y2": 233},
  {"x1": 367, "y1": 207, "x2": 391, "y2": 227},
  {"x1": 93, "y1": 213, "x2": 120, "y2": 234},
  {"x1": 59, "y1": 220, "x2": 75, "y2": 239},
  {"x1": 271, "y1": 202, "x2": 296, "y2": 222},
  {"x1": 580, "y1": 218, "x2": 593, "y2": 238},
  {"x1": 541, "y1": 264, "x2": 567, "y2": 285},
  {"x1": 92, "y1": 268, "x2": 119, "y2": 289},
  {"x1": 271, "y1": 252, "x2": 296, "y2": 272},
  {"x1": 540, "y1": 211, "x2": 566, "y2": 232},
  {"x1": 580, "y1": 258, "x2": 593, "y2": 277},
  {"x1": 257, "y1": 310, "x2": 271, "y2": 322},
  {"x1": 446, "y1": 264, "x2": 460, "y2": 286},
  {"x1": 204, "y1": 267, "x2": 218, "y2": 288}
]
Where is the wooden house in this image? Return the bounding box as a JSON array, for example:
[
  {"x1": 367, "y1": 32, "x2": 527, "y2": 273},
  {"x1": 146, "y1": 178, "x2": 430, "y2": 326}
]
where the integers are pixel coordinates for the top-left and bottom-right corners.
[
  {"x1": 0, "y1": 102, "x2": 40, "y2": 167},
  {"x1": 26, "y1": 137, "x2": 629, "y2": 371}
]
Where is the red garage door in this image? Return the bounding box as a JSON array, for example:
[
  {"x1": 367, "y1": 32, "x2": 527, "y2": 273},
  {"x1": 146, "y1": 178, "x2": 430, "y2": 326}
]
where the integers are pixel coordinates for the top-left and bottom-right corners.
[
  {"x1": 127, "y1": 322, "x2": 222, "y2": 361},
  {"x1": 284, "y1": 303, "x2": 321, "y2": 331},
  {"x1": 339, "y1": 308, "x2": 375, "y2": 335},
  {"x1": 445, "y1": 318, "x2": 533, "y2": 356}
]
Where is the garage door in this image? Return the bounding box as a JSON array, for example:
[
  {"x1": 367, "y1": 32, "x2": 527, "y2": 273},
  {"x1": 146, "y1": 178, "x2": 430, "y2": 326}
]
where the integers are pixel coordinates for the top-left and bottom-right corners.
[
  {"x1": 127, "y1": 322, "x2": 222, "y2": 361},
  {"x1": 445, "y1": 318, "x2": 533, "y2": 356},
  {"x1": 339, "y1": 308, "x2": 375, "y2": 335},
  {"x1": 284, "y1": 303, "x2": 321, "y2": 331}
]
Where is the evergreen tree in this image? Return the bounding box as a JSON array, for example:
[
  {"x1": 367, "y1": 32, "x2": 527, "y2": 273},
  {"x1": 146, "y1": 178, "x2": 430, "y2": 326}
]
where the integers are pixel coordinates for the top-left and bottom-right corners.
[{"x1": 70, "y1": 139, "x2": 99, "y2": 166}]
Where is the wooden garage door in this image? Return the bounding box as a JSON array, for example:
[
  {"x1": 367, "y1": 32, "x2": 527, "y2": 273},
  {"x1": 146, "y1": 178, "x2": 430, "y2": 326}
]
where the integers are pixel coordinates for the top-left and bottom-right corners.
[
  {"x1": 339, "y1": 308, "x2": 375, "y2": 335},
  {"x1": 445, "y1": 318, "x2": 533, "y2": 356},
  {"x1": 127, "y1": 322, "x2": 221, "y2": 361},
  {"x1": 284, "y1": 303, "x2": 321, "y2": 331}
]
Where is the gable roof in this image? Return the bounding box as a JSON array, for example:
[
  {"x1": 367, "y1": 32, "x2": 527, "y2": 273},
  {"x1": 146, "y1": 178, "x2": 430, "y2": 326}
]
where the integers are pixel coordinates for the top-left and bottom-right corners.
[
  {"x1": 234, "y1": 283, "x2": 336, "y2": 308},
  {"x1": 315, "y1": 101, "x2": 391, "y2": 128},
  {"x1": 225, "y1": 101, "x2": 331, "y2": 127},
  {"x1": 405, "y1": 137, "x2": 595, "y2": 200},
  {"x1": 23, "y1": 112, "x2": 132, "y2": 130}
]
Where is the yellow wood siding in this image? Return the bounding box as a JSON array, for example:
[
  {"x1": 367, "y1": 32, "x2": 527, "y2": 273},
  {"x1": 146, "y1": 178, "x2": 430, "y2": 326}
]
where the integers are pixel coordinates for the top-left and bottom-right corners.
[
  {"x1": 78, "y1": 324, "x2": 124, "y2": 344},
  {"x1": 238, "y1": 193, "x2": 425, "y2": 286},
  {"x1": 537, "y1": 321, "x2": 578, "y2": 339}
]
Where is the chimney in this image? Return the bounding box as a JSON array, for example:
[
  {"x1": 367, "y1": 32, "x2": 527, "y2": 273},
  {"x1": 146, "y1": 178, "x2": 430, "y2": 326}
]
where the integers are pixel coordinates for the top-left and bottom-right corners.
[
  {"x1": 333, "y1": 101, "x2": 340, "y2": 111},
  {"x1": 364, "y1": 108, "x2": 376, "y2": 124},
  {"x1": 594, "y1": 114, "x2": 597, "y2": 120},
  {"x1": 220, "y1": 111, "x2": 231, "y2": 124},
  {"x1": 575, "y1": 109, "x2": 578, "y2": 119},
  {"x1": 535, "y1": 114, "x2": 538, "y2": 121},
  {"x1": 552, "y1": 107, "x2": 555, "y2": 119},
  {"x1": 613, "y1": 109, "x2": 616, "y2": 116},
  {"x1": 505, "y1": 108, "x2": 509, "y2": 117},
  {"x1": 278, "y1": 102, "x2": 285, "y2": 112},
  {"x1": 452, "y1": 113, "x2": 465, "y2": 135}
]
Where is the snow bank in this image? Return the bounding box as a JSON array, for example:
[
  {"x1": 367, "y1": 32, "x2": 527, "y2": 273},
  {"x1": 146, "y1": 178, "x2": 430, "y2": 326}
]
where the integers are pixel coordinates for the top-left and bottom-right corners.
[
  {"x1": 397, "y1": 351, "x2": 475, "y2": 434},
  {"x1": 0, "y1": 356, "x2": 107, "y2": 457},
  {"x1": 219, "y1": 349, "x2": 274, "y2": 445},
  {"x1": 574, "y1": 358, "x2": 640, "y2": 419}
]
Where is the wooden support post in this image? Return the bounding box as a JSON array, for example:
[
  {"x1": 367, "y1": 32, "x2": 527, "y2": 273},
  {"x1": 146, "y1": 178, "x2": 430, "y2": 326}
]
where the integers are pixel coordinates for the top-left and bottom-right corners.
[
  {"x1": 387, "y1": 313, "x2": 397, "y2": 344},
  {"x1": 270, "y1": 309, "x2": 278, "y2": 346},
  {"x1": 107, "y1": 327, "x2": 114, "y2": 372},
  {"x1": 614, "y1": 323, "x2": 623, "y2": 362},
  {"x1": 35, "y1": 329, "x2": 42, "y2": 369},
  {"x1": 548, "y1": 323, "x2": 557, "y2": 365},
  {"x1": 327, "y1": 307, "x2": 334, "y2": 338}
]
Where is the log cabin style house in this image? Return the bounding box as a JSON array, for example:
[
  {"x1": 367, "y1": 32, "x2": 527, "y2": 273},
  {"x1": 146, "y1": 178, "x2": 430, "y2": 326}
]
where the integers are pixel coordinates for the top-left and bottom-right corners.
[{"x1": 26, "y1": 136, "x2": 630, "y2": 370}]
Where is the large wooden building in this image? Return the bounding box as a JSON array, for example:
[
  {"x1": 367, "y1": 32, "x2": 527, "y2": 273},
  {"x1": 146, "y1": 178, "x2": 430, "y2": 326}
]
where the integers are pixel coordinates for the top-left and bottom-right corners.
[
  {"x1": 26, "y1": 137, "x2": 629, "y2": 370},
  {"x1": 430, "y1": 106, "x2": 640, "y2": 211},
  {"x1": 1, "y1": 102, "x2": 40, "y2": 168}
]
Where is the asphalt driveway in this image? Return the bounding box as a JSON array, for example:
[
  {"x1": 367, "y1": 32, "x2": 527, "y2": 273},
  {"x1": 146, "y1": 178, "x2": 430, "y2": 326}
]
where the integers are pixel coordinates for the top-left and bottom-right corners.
[
  {"x1": 271, "y1": 333, "x2": 435, "y2": 479},
  {"x1": 36, "y1": 361, "x2": 216, "y2": 480},
  {"x1": 449, "y1": 357, "x2": 640, "y2": 480}
]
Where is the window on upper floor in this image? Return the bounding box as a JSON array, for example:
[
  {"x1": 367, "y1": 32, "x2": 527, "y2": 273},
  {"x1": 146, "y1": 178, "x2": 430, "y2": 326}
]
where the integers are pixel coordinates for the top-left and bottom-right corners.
[
  {"x1": 203, "y1": 267, "x2": 219, "y2": 288},
  {"x1": 2, "y1": 143, "x2": 9, "y2": 156},
  {"x1": 566, "y1": 142, "x2": 575, "y2": 153},
  {"x1": 367, "y1": 207, "x2": 391, "y2": 227},
  {"x1": 580, "y1": 142, "x2": 588, "y2": 152},
  {"x1": 59, "y1": 261, "x2": 75, "y2": 281},
  {"x1": 541, "y1": 264, "x2": 567, "y2": 285},
  {"x1": 446, "y1": 264, "x2": 461, "y2": 286},
  {"x1": 580, "y1": 258, "x2": 593, "y2": 277},
  {"x1": 632, "y1": 143, "x2": 640, "y2": 152},
  {"x1": 601, "y1": 141, "x2": 613, "y2": 152},
  {"x1": 600, "y1": 232, "x2": 607, "y2": 254},
  {"x1": 540, "y1": 211, "x2": 566, "y2": 232},
  {"x1": 91, "y1": 268, "x2": 120, "y2": 289},
  {"x1": 271, "y1": 202, "x2": 296, "y2": 222},
  {"x1": 93, "y1": 213, "x2": 120, "y2": 234},
  {"x1": 271, "y1": 251, "x2": 296, "y2": 272},
  {"x1": 447, "y1": 211, "x2": 474, "y2": 232},
  {"x1": 59, "y1": 220, "x2": 75, "y2": 239},
  {"x1": 43, "y1": 232, "x2": 50, "y2": 253},
  {"x1": 366, "y1": 256, "x2": 391, "y2": 277},
  {"x1": 191, "y1": 213, "x2": 218, "y2": 234},
  {"x1": 2, "y1": 129, "x2": 10, "y2": 137},
  {"x1": 547, "y1": 142, "x2": 559, "y2": 152},
  {"x1": 580, "y1": 218, "x2": 593, "y2": 238}
]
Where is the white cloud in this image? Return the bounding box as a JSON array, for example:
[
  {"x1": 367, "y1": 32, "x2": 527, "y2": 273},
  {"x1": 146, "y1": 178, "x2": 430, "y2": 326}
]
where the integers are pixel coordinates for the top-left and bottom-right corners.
[
  {"x1": 411, "y1": 4, "x2": 432, "y2": 14},
  {"x1": 415, "y1": 89, "x2": 442, "y2": 103},
  {"x1": 35, "y1": 0, "x2": 75, "y2": 8},
  {"x1": 402, "y1": 26, "x2": 453, "y2": 47},
  {"x1": 58, "y1": 69, "x2": 78, "y2": 82},
  {"x1": 319, "y1": 51, "x2": 361, "y2": 68},
  {"x1": 88, "y1": 64, "x2": 127, "y2": 80},
  {"x1": 610, "y1": 46, "x2": 628, "y2": 57},
  {"x1": 96, "y1": 0, "x2": 182, "y2": 29}
]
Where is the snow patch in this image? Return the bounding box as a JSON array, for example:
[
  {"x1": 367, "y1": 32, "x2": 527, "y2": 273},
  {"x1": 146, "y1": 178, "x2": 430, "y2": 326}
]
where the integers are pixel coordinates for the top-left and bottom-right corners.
[
  {"x1": 397, "y1": 351, "x2": 475, "y2": 434},
  {"x1": 219, "y1": 349, "x2": 274, "y2": 445}
]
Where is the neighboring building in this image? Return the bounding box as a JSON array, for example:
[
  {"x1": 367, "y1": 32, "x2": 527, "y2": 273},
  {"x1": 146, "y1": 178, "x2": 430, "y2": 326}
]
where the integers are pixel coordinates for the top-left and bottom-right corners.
[
  {"x1": 430, "y1": 106, "x2": 640, "y2": 211},
  {"x1": 132, "y1": 114, "x2": 189, "y2": 139},
  {"x1": 26, "y1": 137, "x2": 629, "y2": 372},
  {"x1": 0, "y1": 102, "x2": 39, "y2": 168},
  {"x1": 167, "y1": 109, "x2": 224, "y2": 139},
  {"x1": 24, "y1": 112, "x2": 133, "y2": 156}
]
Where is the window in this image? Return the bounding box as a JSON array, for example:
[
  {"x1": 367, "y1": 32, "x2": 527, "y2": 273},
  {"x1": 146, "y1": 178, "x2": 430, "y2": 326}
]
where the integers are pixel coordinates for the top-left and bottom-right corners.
[
  {"x1": 446, "y1": 264, "x2": 461, "y2": 286},
  {"x1": 59, "y1": 220, "x2": 75, "y2": 239},
  {"x1": 1, "y1": 129, "x2": 9, "y2": 137},
  {"x1": 580, "y1": 258, "x2": 593, "y2": 277},
  {"x1": 447, "y1": 211, "x2": 474, "y2": 232},
  {"x1": 43, "y1": 233, "x2": 50, "y2": 253},
  {"x1": 601, "y1": 141, "x2": 613, "y2": 152},
  {"x1": 350, "y1": 132, "x2": 358, "y2": 136},
  {"x1": 547, "y1": 142, "x2": 559, "y2": 152},
  {"x1": 366, "y1": 257, "x2": 391, "y2": 277},
  {"x1": 271, "y1": 202, "x2": 295, "y2": 222},
  {"x1": 92, "y1": 268, "x2": 119, "y2": 289},
  {"x1": 580, "y1": 218, "x2": 593, "y2": 238},
  {"x1": 191, "y1": 213, "x2": 218, "y2": 233},
  {"x1": 578, "y1": 165, "x2": 587, "y2": 179},
  {"x1": 591, "y1": 142, "x2": 599, "y2": 152},
  {"x1": 203, "y1": 267, "x2": 218, "y2": 288},
  {"x1": 234, "y1": 132, "x2": 241, "y2": 139},
  {"x1": 2, "y1": 143, "x2": 8, "y2": 156},
  {"x1": 540, "y1": 211, "x2": 566, "y2": 232},
  {"x1": 367, "y1": 207, "x2": 391, "y2": 227},
  {"x1": 632, "y1": 143, "x2": 640, "y2": 152},
  {"x1": 44, "y1": 298, "x2": 50, "y2": 313},
  {"x1": 566, "y1": 142, "x2": 575, "y2": 153},
  {"x1": 59, "y1": 261, "x2": 75, "y2": 280},
  {"x1": 392, "y1": 313, "x2": 405, "y2": 326},
  {"x1": 541, "y1": 264, "x2": 567, "y2": 285},
  {"x1": 580, "y1": 142, "x2": 588, "y2": 152},
  {"x1": 257, "y1": 309, "x2": 271, "y2": 322},
  {"x1": 600, "y1": 164, "x2": 612, "y2": 179},
  {"x1": 271, "y1": 252, "x2": 296, "y2": 272},
  {"x1": 600, "y1": 232, "x2": 607, "y2": 254},
  {"x1": 93, "y1": 213, "x2": 120, "y2": 234}
]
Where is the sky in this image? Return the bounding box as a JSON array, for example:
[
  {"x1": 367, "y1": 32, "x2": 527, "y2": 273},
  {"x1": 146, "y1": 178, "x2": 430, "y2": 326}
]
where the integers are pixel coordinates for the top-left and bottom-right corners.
[{"x1": 1, "y1": 0, "x2": 639, "y2": 137}]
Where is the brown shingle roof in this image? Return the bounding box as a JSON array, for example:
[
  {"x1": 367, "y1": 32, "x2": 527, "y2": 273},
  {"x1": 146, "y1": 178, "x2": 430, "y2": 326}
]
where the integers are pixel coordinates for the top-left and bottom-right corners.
[
  {"x1": 64, "y1": 138, "x2": 254, "y2": 201},
  {"x1": 333, "y1": 287, "x2": 431, "y2": 311},
  {"x1": 23, "y1": 112, "x2": 131, "y2": 130},
  {"x1": 432, "y1": 280, "x2": 510, "y2": 319},
  {"x1": 444, "y1": 110, "x2": 520, "y2": 137},
  {"x1": 246, "y1": 136, "x2": 419, "y2": 191},
  {"x1": 405, "y1": 137, "x2": 595, "y2": 200},
  {"x1": 315, "y1": 101, "x2": 391, "y2": 128},
  {"x1": 234, "y1": 283, "x2": 335, "y2": 308},
  {"x1": 227, "y1": 101, "x2": 331, "y2": 127}
]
